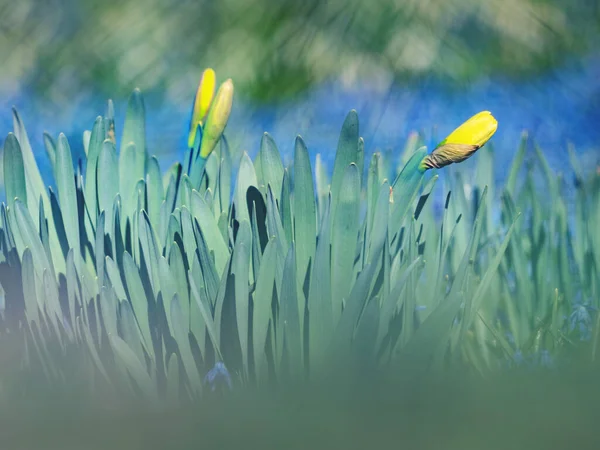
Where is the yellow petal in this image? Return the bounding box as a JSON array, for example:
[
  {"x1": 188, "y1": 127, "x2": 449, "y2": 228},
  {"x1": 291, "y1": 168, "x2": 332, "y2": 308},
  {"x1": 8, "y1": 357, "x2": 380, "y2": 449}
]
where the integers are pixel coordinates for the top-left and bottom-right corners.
[
  {"x1": 439, "y1": 111, "x2": 498, "y2": 148},
  {"x1": 187, "y1": 68, "x2": 216, "y2": 148},
  {"x1": 199, "y1": 78, "x2": 234, "y2": 159}
]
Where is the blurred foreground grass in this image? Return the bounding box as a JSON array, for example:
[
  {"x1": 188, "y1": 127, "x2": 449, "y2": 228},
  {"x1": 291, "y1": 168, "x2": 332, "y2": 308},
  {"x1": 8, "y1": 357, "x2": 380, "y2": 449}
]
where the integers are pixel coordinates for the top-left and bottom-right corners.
[{"x1": 2, "y1": 363, "x2": 600, "y2": 449}]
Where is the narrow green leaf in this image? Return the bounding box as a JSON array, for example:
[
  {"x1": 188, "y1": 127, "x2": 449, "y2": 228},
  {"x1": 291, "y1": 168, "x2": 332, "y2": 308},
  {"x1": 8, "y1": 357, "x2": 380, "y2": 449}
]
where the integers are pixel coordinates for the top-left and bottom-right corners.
[
  {"x1": 3, "y1": 133, "x2": 27, "y2": 209},
  {"x1": 97, "y1": 140, "x2": 120, "y2": 233},
  {"x1": 146, "y1": 155, "x2": 163, "y2": 230},
  {"x1": 330, "y1": 110, "x2": 359, "y2": 219},
  {"x1": 171, "y1": 294, "x2": 201, "y2": 394},
  {"x1": 233, "y1": 234, "x2": 251, "y2": 377},
  {"x1": 234, "y1": 152, "x2": 258, "y2": 223},
  {"x1": 253, "y1": 236, "x2": 278, "y2": 380},
  {"x1": 120, "y1": 88, "x2": 146, "y2": 184},
  {"x1": 292, "y1": 136, "x2": 316, "y2": 320},
  {"x1": 122, "y1": 251, "x2": 154, "y2": 357},
  {"x1": 331, "y1": 163, "x2": 360, "y2": 324},
  {"x1": 84, "y1": 117, "x2": 106, "y2": 223},
  {"x1": 258, "y1": 132, "x2": 284, "y2": 202},
  {"x1": 55, "y1": 133, "x2": 81, "y2": 256}
]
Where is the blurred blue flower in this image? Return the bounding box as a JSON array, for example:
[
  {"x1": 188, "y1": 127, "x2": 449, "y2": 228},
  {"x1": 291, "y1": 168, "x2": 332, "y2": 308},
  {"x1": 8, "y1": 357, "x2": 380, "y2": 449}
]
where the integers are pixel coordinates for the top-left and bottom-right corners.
[
  {"x1": 569, "y1": 300, "x2": 596, "y2": 341},
  {"x1": 204, "y1": 361, "x2": 233, "y2": 392}
]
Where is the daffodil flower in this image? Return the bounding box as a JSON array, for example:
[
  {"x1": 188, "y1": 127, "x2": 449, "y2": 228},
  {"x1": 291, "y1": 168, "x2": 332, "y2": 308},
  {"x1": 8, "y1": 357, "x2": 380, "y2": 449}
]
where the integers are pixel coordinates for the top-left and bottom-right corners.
[
  {"x1": 199, "y1": 78, "x2": 234, "y2": 159},
  {"x1": 419, "y1": 111, "x2": 498, "y2": 171},
  {"x1": 187, "y1": 73, "x2": 234, "y2": 189},
  {"x1": 187, "y1": 68, "x2": 216, "y2": 149}
]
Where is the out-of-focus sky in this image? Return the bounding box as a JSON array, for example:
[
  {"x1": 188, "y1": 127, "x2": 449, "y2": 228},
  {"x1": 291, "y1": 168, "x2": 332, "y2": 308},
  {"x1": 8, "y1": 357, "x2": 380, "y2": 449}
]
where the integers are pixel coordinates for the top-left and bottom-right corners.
[{"x1": 1, "y1": 0, "x2": 598, "y2": 103}]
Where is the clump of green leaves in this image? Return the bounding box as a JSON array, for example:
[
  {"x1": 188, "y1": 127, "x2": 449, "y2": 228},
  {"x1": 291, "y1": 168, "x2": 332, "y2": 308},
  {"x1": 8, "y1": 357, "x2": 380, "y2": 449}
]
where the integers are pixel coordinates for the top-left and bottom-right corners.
[{"x1": 0, "y1": 85, "x2": 598, "y2": 408}]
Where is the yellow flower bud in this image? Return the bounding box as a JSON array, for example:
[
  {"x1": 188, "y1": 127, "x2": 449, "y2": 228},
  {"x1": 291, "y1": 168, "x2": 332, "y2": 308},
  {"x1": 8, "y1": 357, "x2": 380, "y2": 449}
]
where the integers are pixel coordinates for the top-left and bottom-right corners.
[
  {"x1": 199, "y1": 78, "x2": 234, "y2": 159},
  {"x1": 187, "y1": 68, "x2": 216, "y2": 148},
  {"x1": 419, "y1": 111, "x2": 498, "y2": 171}
]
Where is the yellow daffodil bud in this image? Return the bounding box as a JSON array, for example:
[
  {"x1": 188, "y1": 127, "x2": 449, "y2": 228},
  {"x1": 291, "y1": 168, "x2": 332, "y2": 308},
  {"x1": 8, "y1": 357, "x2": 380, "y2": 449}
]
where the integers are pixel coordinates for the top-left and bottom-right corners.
[
  {"x1": 187, "y1": 68, "x2": 216, "y2": 148},
  {"x1": 419, "y1": 111, "x2": 498, "y2": 171},
  {"x1": 199, "y1": 78, "x2": 234, "y2": 159}
]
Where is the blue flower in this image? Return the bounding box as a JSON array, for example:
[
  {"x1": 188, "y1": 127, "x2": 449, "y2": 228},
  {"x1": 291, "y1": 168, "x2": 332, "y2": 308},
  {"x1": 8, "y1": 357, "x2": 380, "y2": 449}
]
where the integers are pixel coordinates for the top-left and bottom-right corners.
[
  {"x1": 569, "y1": 300, "x2": 596, "y2": 341},
  {"x1": 203, "y1": 361, "x2": 233, "y2": 392}
]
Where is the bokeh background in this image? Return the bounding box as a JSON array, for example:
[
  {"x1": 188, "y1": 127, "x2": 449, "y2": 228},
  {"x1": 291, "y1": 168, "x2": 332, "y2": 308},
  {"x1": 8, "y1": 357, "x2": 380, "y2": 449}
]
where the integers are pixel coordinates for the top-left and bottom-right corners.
[{"x1": 0, "y1": 0, "x2": 599, "y2": 188}]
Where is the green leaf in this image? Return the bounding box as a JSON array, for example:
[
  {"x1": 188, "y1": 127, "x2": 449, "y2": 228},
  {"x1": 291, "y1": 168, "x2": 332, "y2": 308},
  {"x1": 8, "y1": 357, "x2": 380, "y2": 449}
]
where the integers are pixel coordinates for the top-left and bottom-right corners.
[
  {"x1": 315, "y1": 154, "x2": 329, "y2": 228},
  {"x1": 119, "y1": 142, "x2": 138, "y2": 224},
  {"x1": 190, "y1": 190, "x2": 229, "y2": 276},
  {"x1": 505, "y1": 132, "x2": 528, "y2": 197},
  {"x1": 138, "y1": 210, "x2": 161, "y2": 299},
  {"x1": 14, "y1": 199, "x2": 55, "y2": 281},
  {"x1": 367, "y1": 180, "x2": 390, "y2": 264},
  {"x1": 292, "y1": 136, "x2": 316, "y2": 329},
  {"x1": 330, "y1": 110, "x2": 359, "y2": 219},
  {"x1": 95, "y1": 211, "x2": 106, "y2": 291},
  {"x1": 307, "y1": 193, "x2": 333, "y2": 371},
  {"x1": 190, "y1": 276, "x2": 222, "y2": 361},
  {"x1": 280, "y1": 168, "x2": 293, "y2": 246},
  {"x1": 331, "y1": 163, "x2": 360, "y2": 324},
  {"x1": 166, "y1": 353, "x2": 180, "y2": 404},
  {"x1": 43, "y1": 132, "x2": 57, "y2": 177},
  {"x1": 3, "y1": 133, "x2": 27, "y2": 209},
  {"x1": 388, "y1": 147, "x2": 427, "y2": 244},
  {"x1": 278, "y1": 244, "x2": 303, "y2": 378},
  {"x1": 234, "y1": 152, "x2": 258, "y2": 223},
  {"x1": 100, "y1": 285, "x2": 119, "y2": 338},
  {"x1": 109, "y1": 334, "x2": 157, "y2": 402},
  {"x1": 217, "y1": 139, "x2": 232, "y2": 217},
  {"x1": 118, "y1": 299, "x2": 147, "y2": 373},
  {"x1": 258, "y1": 132, "x2": 284, "y2": 202},
  {"x1": 466, "y1": 214, "x2": 521, "y2": 328},
  {"x1": 21, "y1": 249, "x2": 40, "y2": 326},
  {"x1": 252, "y1": 236, "x2": 278, "y2": 380},
  {"x1": 120, "y1": 88, "x2": 146, "y2": 184},
  {"x1": 170, "y1": 294, "x2": 201, "y2": 394},
  {"x1": 66, "y1": 249, "x2": 80, "y2": 325},
  {"x1": 122, "y1": 251, "x2": 153, "y2": 357},
  {"x1": 168, "y1": 242, "x2": 190, "y2": 330},
  {"x1": 97, "y1": 140, "x2": 120, "y2": 233},
  {"x1": 55, "y1": 133, "x2": 81, "y2": 256},
  {"x1": 232, "y1": 223, "x2": 251, "y2": 377},
  {"x1": 158, "y1": 255, "x2": 177, "y2": 335},
  {"x1": 146, "y1": 155, "x2": 163, "y2": 230},
  {"x1": 78, "y1": 316, "x2": 111, "y2": 384},
  {"x1": 84, "y1": 117, "x2": 106, "y2": 223}
]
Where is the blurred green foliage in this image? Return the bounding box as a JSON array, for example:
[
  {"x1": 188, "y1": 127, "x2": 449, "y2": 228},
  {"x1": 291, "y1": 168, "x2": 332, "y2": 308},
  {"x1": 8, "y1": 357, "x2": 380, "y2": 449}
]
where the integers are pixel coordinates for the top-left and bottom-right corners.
[{"x1": 1, "y1": 0, "x2": 598, "y2": 104}]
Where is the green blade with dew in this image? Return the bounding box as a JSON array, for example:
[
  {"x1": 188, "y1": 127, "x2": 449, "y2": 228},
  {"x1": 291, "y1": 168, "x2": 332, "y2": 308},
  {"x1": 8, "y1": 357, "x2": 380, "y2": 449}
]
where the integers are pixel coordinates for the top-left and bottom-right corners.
[
  {"x1": 3, "y1": 133, "x2": 27, "y2": 210},
  {"x1": 330, "y1": 110, "x2": 360, "y2": 221}
]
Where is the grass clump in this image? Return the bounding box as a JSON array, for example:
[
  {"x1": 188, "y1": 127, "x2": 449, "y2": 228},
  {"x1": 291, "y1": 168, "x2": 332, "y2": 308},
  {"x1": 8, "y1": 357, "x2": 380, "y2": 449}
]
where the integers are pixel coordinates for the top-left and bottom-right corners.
[{"x1": 0, "y1": 70, "x2": 598, "y2": 423}]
